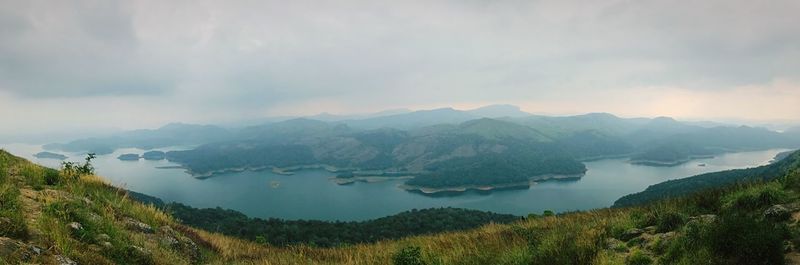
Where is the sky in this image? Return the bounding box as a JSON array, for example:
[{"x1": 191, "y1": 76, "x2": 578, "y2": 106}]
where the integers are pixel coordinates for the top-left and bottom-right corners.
[{"x1": 1, "y1": 0, "x2": 799, "y2": 137}]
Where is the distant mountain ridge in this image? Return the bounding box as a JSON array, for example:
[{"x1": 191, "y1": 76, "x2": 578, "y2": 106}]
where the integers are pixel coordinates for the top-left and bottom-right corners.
[{"x1": 43, "y1": 105, "x2": 800, "y2": 193}]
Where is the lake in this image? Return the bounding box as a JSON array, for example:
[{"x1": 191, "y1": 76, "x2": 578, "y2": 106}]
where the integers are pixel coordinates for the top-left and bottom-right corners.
[{"x1": 1, "y1": 143, "x2": 787, "y2": 221}]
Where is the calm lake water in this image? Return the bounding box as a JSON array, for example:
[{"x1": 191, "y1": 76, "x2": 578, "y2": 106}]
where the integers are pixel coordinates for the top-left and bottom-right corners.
[{"x1": 1, "y1": 143, "x2": 787, "y2": 221}]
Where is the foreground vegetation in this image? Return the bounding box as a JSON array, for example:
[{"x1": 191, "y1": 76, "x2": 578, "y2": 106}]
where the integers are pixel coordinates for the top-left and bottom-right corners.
[
  {"x1": 126, "y1": 194, "x2": 520, "y2": 247},
  {"x1": 3, "y1": 149, "x2": 800, "y2": 264}
]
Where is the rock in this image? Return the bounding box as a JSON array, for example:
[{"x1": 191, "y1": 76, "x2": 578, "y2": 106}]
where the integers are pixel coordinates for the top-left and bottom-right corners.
[
  {"x1": 161, "y1": 236, "x2": 180, "y2": 247},
  {"x1": 645, "y1": 232, "x2": 676, "y2": 252},
  {"x1": 29, "y1": 245, "x2": 43, "y2": 255},
  {"x1": 627, "y1": 233, "x2": 653, "y2": 247},
  {"x1": 0, "y1": 217, "x2": 11, "y2": 227},
  {"x1": 159, "y1": 225, "x2": 177, "y2": 236},
  {"x1": 687, "y1": 214, "x2": 717, "y2": 225},
  {"x1": 66, "y1": 222, "x2": 83, "y2": 231},
  {"x1": 56, "y1": 255, "x2": 78, "y2": 265},
  {"x1": 95, "y1": 233, "x2": 111, "y2": 242},
  {"x1": 124, "y1": 217, "x2": 154, "y2": 233},
  {"x1": 765, "y1": 205, "x2": 792, "y2": 221},
  {"x1": 158, "y1": 225, "x2": 200, "y2": 261},
  {"x1": 0, "y1": 237, "x2": 25, "y2": 257},
  {"x1": 621, "y1": 228, "x2": 645, "y2": 241},
  {"x1": 100, "y1": 241, "x2": 113, "y2": 249},
  {"x1": 131, "y1": 245, "x2": 150, "y2": 255},
  {"x1": 643, "y1": 225, "x2": 657, "y2": 234},
  {"x1": 605, "y1": 238, "x2": 627, "y2": 252}
]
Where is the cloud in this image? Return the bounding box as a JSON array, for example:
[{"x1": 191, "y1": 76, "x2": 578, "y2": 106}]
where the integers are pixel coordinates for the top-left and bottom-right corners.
[{"x1": 0, "y1": 0, "x2": 798, "y2": 134}]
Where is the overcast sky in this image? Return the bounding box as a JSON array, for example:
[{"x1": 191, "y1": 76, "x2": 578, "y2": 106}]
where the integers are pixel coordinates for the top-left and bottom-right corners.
[{"x1": 1, "y1": 0, "x2": 799, "y2": 136}]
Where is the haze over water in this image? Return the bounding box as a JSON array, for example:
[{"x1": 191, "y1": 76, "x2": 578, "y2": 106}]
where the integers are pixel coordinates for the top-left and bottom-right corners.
[{"x1": 2, "y1": 143, "x2": 786, "y2": 221}]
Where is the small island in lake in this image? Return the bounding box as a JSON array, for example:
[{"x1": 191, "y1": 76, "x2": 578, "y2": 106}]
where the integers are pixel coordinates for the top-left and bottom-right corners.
[
  {"x1": 142, "y1": 150, "x2": 166, "y2": 160},
  {"x1": 34, "y1": 151, "x2": 68, "y2": 160},
  {"x1": 117, "y1": 153, "x2": 141, "y2": 161}
]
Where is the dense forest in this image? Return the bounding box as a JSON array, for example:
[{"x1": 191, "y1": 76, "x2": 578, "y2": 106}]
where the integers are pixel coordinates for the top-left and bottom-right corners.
[{"x1": 127, "y1": 191, "x2": 520, "y2": 247}]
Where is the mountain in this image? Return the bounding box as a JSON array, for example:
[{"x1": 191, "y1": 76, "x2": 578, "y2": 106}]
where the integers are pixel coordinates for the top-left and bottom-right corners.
[
  {"x1": 511, "y1": 112, "x2": 647, "y2": 138},
  {"x1": 43, "y1": 123, "x2": 231, "y2": 155},
  {"x1": 5, "y1": 146, "x2": 800, "y2": 264},
  {"x1": 341, "y1": 107, "x2": 478, "y2": 129},
  {"x1": 466, "y1": 104, "x2": 531, "y2": 118},
  {"x1": 166, "y1": 118, "x2": 586, "y2": 190},
  {"x1": 306, "y1": 108, "x2": 413, "y2": 122}
]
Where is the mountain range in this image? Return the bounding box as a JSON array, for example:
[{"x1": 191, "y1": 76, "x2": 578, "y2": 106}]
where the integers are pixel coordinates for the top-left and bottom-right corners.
[{"x1": 44, "y1": 105, "x2": 800, "y2": 192}]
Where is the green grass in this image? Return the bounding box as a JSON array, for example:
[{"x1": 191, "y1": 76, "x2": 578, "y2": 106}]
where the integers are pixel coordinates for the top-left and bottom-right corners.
[{"x1": 0, "y1": 182, "x2": 27, "y2": 239}]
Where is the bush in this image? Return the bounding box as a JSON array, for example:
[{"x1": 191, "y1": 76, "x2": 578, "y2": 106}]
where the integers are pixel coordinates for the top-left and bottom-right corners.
[
  {"x1": 708, "y1": 214, "x2": 786, "y2": 265},
  {"x1": 43, "y1": 168, "x2": 60, "y2": 186},
  {"x1": 393, "y1": 245, "x2": 426, "y2": 265},
  {"x1": 720, "y1": 183, "x2": 786, "y2": 212},
  {"x1": 60, "y1": 153, "x2": 96, "y2": 180},
  {"x1": 656, "y1": 211, "x2": 686, "y2": 233},
  {"x1": 626, "y1": 249, "x2": 653, "y2": 265}
]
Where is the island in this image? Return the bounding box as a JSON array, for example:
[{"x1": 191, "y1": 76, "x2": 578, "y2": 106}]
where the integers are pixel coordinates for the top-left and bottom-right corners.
[
  {"x1": 117, "y1": 153, "x2": 141, "y2": 161},
  {"x1": 34, "y1": 151, "x2": 68, "y2": 160},
  {"x1": 142, "y1": 150, "x2": 166, "y2": 160}
]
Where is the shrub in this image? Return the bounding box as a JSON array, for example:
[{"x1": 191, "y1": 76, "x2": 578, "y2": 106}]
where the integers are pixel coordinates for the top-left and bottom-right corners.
[
  {"x1": 656, "y1": 211, "x2": 686, "y2": 233},
  {"x1": 43, "y1": 168, "x2": 60, "y2": 186},
  {"x1": 626, "y1": 249, "x2": 653, "y2": 265},
  {"x1": 720, "y1": 183, "x2": 786, "y2": 212},
  {"x1": 61, "y1": 153, "x2": 96, "y2": 180},
  {"x1": 542, "y1": 210, "x2": 555, "y2": 217},
  {"x1": 708, "y1": 214, "x2": 786, "y2": 265},
  {"x1": 393, "y1": 245, "x2": 426, "y2": 265}
]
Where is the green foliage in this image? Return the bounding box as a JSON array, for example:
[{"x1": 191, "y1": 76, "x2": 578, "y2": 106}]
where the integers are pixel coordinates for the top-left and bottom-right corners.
[
  {"x1": 656, "y1": 211, "x2": 686, "y2": 233},
  {"x1": 61, "y1": 153, "x2": 96, "y2": 180},
  {"x1": 162, "y1": 203, "x2": 520, "y2": 247},
  {"x1": 542, "y1": 210, "x2": 555, "y2": 217},
  {"x1": 626, "y1": 249, "x2": 653, "y2": 265},
  {"x1": 0, "y1": 183, "x2": 28, "y2": 239},
  {"x1": 708, "y1": 214, "x2": 787, "y2": 265},
  {"x1": 720, "y1": 182, "x2": 787, "y2": 212},
  {"x1": 393, "y1": 245, "x2": 426, "y2": 265}
]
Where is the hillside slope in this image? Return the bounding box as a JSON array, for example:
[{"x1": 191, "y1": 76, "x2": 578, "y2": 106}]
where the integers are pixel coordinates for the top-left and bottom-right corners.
[{"x1": 4, "y1": 149, "x2": 800, "y2": 264}]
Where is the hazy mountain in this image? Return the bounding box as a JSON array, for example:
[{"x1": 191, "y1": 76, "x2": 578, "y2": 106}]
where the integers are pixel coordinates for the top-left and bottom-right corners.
[
  {"x1": 43, "y1": 123, "x2": 231, "y2": 154},
  {"x1": 306, "y1": 108, "x2": 413, "y2": 122},
  {"x1": 466, "y1": 104, "x2": 530, "y2": 118},
  {"x1": 341, "y1": 107, "x2": 478, "y2": 129}
]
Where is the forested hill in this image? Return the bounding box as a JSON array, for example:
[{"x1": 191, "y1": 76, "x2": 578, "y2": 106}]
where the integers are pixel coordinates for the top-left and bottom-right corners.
[
  {"x1": 614, "y1": 150, "x2": 800, "y2": 207},
  {"x1": 126, "y1": 190, "x2": 521, "y2": 247}
]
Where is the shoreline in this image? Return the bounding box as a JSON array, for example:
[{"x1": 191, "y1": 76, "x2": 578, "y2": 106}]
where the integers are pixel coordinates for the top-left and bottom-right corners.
[
  {"x1": 629, "y1": 155, "x2": 715, "y2": 167},
  {"x1": 330, "y1": 175, "x2": 415, "y2": 185},
  {"x1": 398, "y1": 173, "x2": 585, "y2": 195}
]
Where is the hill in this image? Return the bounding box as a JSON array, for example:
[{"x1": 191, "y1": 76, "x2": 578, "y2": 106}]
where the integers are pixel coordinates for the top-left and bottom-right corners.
[
  {"x1": 615, "y1": 150, "x2": 800, "y2": 207},
  {"x1": 5, "y1": 149, "x2": 800, "y2": 264},
  {"x1": 43, "y1": 123, "x2": 231, "y2": 155}
]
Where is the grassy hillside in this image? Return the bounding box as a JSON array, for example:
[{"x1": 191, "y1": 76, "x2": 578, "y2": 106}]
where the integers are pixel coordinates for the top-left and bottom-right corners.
[{"x1": 4, "y1": 149, "x2": 800, "y2": 264}]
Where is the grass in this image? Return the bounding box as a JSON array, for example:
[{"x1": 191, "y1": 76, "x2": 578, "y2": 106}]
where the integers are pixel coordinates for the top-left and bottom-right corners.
[{"x1": 2, "y1": 149, "x2": 800, "y2": 264}]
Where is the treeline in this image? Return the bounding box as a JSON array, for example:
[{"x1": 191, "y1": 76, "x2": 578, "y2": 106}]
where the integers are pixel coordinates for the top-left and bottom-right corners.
[{"x1": 126, "y1": 192, "x2": 520, "y2": 247}]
